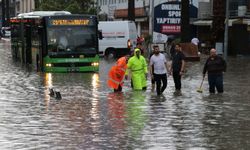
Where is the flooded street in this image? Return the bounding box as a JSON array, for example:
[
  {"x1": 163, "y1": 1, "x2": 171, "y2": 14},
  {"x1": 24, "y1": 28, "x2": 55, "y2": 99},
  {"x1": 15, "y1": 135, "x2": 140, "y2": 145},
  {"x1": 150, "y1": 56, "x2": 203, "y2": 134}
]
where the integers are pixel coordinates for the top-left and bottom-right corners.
[{"x1": 0, "y1": 39, "x2": 250, "y2": 149}]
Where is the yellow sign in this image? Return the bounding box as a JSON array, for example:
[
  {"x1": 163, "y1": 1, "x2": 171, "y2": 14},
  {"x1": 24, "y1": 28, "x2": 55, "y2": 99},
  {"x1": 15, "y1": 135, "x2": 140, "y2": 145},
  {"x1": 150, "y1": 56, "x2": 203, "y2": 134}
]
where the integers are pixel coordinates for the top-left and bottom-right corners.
[{"x1": 51, "y1": 19, "x2": 90, "y2": 25}]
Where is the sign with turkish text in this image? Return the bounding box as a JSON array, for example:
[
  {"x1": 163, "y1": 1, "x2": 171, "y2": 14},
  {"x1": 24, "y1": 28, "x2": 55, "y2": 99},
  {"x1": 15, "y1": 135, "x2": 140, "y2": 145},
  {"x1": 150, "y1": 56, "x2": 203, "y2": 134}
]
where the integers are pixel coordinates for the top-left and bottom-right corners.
[{"x1": 153, "y1": 0, "x2": 197, "y2": 43}]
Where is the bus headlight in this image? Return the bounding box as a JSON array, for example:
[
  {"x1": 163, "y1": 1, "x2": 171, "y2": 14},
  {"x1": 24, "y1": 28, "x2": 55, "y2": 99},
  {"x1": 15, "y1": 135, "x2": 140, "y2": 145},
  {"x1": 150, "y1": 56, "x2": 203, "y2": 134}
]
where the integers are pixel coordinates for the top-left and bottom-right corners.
[
  {"x1": 91, "y1": 62, "x2": 99, "y2": 66},
  {"x1": 46, "y1": 63, "x2": 52, "y2": 67}
]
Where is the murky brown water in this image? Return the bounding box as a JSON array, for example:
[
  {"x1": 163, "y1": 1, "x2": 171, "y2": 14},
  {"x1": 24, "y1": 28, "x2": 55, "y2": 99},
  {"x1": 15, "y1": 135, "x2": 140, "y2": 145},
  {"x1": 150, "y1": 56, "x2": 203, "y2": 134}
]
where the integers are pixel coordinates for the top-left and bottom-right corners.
[{"x1": 0, "y1": 39, "x2": 250, "y2": 149}]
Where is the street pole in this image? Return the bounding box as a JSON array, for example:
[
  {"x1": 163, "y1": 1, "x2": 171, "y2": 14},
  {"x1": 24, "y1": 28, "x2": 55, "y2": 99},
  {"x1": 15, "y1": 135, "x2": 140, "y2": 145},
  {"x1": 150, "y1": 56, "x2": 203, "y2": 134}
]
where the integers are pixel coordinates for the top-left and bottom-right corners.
[
  {"x1": 148, "y1": 0, "x2": 154, "y2": 54},
  {"x1": 2, "y1": 0, "x2": 6, "y2": 27},
  {"x1": 181, "y1": 0, "x2": 190, "y2": 42},
  {"x1": 149, "y1": 0, "x2": 154, "y2": 36},
  {"x1": 128, "y1": 0, "x2": 135, "y2": 21},
  {"x1": 6, "y1": 0, "x2": 10, "y2": 27},
  {"x1": 223, "y1": 0, "x2": 229, "y2": 61}
]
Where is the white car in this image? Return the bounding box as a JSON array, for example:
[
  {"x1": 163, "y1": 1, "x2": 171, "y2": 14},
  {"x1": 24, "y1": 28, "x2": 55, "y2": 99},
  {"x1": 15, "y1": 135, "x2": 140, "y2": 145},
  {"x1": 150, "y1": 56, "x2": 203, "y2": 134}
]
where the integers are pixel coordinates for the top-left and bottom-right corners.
[{"x1": 1, "y1": 27, "x2": 11, "y2": 37}]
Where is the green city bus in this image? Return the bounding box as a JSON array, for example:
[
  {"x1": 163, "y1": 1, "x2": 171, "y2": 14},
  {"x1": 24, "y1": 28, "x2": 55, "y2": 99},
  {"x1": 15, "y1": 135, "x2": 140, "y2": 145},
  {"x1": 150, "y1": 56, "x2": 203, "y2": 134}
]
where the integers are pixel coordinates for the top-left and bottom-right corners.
[{"x1": 10, "y1": 11, "x2": 101, "y2": 72}]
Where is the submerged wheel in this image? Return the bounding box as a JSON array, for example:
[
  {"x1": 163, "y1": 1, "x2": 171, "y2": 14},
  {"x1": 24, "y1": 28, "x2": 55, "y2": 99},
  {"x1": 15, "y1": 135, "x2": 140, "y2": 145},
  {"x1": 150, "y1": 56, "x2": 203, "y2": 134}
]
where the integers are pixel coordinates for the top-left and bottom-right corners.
[{"x1": 105, "y1": 49, "x2": 116, "y2": 59}]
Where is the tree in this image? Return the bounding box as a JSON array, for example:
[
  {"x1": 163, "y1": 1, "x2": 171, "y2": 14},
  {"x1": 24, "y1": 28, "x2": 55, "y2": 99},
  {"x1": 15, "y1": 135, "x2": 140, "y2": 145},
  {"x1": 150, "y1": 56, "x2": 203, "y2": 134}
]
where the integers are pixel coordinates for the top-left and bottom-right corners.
[
  {"x1": 35, "y1": 0, "x2": 97, "y2": 14},
  {"x1": 181, "y1": 0, "x2": 190, "y2": 42},
  {"x1": 212, "y1": 0, "x2": 226, "y2": 44}
]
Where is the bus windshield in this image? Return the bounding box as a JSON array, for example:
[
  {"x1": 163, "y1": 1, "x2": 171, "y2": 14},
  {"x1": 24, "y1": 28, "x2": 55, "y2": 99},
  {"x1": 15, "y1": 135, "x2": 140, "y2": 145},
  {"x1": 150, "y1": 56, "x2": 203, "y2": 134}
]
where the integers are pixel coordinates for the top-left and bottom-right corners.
[{"x1": 47, "y1": 26, "x2": 97, "y2": 55}]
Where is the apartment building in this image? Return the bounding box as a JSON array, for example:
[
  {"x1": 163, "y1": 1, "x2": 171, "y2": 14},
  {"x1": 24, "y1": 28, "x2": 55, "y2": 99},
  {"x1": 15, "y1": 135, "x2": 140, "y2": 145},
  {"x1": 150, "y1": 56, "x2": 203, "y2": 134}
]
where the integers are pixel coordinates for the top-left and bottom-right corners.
[
  {"x1": 97, "y1": 0, "x2": 149, "y2": 38},
  {"x1": 15, "y1": 0, "x2": 35, "y2": 15},
  {"x1": 0, "y1": 0, "x2": 16, "y2": 26},
  {"x1": 227, "y1": 0, "x2": 250, "y2": 55},
  {"x1": 193, "y1": 0, "x2": 250, "y2": 55}
]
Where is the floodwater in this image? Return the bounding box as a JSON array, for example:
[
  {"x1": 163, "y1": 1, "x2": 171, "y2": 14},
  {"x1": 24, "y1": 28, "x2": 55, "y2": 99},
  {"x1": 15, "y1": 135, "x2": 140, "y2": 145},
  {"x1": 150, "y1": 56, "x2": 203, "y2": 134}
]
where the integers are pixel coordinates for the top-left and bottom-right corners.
[{"x1": 0, "y1": 39, "x2": 250, "y2": 149}]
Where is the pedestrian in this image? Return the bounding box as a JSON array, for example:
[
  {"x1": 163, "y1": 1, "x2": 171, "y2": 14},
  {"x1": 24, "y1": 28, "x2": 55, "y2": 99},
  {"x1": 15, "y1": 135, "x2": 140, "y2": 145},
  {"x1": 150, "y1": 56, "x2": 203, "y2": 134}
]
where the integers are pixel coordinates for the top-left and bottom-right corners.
[
  {"x1": 126, "y1": 48, "x2": 148, "y2": 90},
  {"x1": 166, "y1": 39, "x2": 175, "y2": 60},
  {"x1": 107, "y1": 55, "x2": 130, "y2": 92},
  {"x1": 149, "y1": 46, "x2": 156, "y2": 91},
  {"x1": 150, "y1": 45, "x2": 170, "y2": 95},
  {"x1": 132, "y1": 42, "x2": 145, "y2": 56},
  {"x1": 191, "y1": 37, "x2": 200, "y2": 54},
  {"x1": 170, "y1": 43, "x2": 185, "y2": 94},
  {"x1": 203, "y1": 48, "x2": 227, "y2": 94}
]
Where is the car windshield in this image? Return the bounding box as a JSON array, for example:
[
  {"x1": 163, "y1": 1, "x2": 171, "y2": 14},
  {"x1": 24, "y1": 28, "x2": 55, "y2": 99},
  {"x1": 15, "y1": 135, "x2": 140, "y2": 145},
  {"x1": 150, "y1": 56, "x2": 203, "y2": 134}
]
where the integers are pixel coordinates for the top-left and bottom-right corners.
[{"x1": 47, "y1": 26, "x2": 97, "y2": 55}]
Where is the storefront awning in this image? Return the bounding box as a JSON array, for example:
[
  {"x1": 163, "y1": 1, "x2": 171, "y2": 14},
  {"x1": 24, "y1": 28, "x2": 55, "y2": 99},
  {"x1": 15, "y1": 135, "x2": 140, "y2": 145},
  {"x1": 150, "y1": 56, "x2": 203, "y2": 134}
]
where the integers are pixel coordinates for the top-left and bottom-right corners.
[
  {"x1": 227, "y1": 19, "x2": 240, "y2": 26},
  {"x1": 192, "y1": 20, "x2": 212, "y2": 26},
  {"x1": 192, "y1": 19, "x2": 239, "y2": 27},
  {"x1": 243, "y1": 19, "x2": 250, "y2": 25}
]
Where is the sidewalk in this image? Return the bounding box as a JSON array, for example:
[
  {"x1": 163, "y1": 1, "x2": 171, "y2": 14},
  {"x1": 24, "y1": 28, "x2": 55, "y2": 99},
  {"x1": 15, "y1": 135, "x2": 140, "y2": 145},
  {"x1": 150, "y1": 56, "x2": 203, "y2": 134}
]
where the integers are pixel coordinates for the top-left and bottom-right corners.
[{"x1": 0, "y1": 37, "x2": 11, "y2": 42}]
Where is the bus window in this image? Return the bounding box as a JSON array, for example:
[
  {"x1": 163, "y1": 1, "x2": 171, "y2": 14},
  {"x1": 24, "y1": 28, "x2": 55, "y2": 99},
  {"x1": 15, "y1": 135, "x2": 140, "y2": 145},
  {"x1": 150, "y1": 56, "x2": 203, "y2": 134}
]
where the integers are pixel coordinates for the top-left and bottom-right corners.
[{"x1": 47, "y1": 26, "x2": 97, "y2": 55}]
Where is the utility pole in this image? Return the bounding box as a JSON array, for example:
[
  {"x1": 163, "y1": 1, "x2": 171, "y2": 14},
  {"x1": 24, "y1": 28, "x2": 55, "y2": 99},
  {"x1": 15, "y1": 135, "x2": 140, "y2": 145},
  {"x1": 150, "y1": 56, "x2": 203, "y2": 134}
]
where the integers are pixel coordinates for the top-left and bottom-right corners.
[
  {"x1": 181, "y1": 0, "x2": 190, "y2": 42},
  {"x1": 2, "y1": 0, "x2": 6, "y2": 27},
  {"x1": 149, "y1": 0, "x2": 154, "y2": 37},
  {"x1": 223, "y1": 0, "x2": 229, "y2": 61},
  {"x1": 128, "y1": 0, "x2": 135, "y2": 21},
  {"x1": 6, "y1": 0, "x2": 10, "y2": 26},
  {"x1": 148, "y1": 0, "x2": 154, "y2": 55}
]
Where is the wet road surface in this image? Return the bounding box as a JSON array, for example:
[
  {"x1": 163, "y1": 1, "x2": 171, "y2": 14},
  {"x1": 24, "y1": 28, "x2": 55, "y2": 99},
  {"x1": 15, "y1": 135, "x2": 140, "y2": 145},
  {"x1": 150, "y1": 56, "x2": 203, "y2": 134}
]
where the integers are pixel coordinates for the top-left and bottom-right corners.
[{"x1": 0, "y1": 39, "x2": 250, "y2": 149}]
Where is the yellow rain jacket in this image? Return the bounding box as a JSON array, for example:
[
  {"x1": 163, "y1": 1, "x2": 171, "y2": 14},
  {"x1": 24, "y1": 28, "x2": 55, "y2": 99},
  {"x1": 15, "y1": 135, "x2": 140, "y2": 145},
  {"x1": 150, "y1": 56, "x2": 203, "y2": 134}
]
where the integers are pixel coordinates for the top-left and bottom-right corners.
[{"x1": 127, "y1": 48, "x2": 147, "y2": 90}]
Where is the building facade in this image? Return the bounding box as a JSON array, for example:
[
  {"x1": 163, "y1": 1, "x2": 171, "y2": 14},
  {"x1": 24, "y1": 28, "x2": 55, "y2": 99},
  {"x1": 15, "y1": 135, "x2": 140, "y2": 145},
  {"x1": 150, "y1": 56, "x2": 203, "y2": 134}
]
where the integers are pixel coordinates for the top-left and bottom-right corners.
[
  {"x1": 193, "y1": 0, "x2": 250, "y2": 56},
  {"x1": 228, "y1": 0, "x2": 250, "y2": 55},
  {"x1": 15, "y1": 0, "x2": 35, "y2": 15},
  {"x1": 97, "y1": 0, "x2": 149, "y2": 38},
  {"x1": 0, "y1": 0, "x2": 16, "y2": 26},
  {"x1": 0, "y1": 0, "x2": 35, "y2": 26}
]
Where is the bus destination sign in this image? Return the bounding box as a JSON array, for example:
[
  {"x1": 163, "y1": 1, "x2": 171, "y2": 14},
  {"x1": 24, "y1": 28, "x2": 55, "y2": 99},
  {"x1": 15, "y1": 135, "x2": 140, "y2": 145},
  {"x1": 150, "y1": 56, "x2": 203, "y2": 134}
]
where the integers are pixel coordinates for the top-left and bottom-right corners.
[{"x1": 50, "y1": 19, "x2": 90, "y2": 26}]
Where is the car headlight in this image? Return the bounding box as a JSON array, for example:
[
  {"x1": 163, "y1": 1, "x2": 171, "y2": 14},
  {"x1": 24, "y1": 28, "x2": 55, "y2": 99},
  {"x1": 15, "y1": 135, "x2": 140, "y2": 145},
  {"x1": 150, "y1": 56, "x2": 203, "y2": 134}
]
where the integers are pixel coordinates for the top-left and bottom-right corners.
[
  {"x1": 91, "y1": 62, "x2": 99, "y2": 66},
  {"x1": 46, "y1": 63, "x2": 52, "y2": 67}
]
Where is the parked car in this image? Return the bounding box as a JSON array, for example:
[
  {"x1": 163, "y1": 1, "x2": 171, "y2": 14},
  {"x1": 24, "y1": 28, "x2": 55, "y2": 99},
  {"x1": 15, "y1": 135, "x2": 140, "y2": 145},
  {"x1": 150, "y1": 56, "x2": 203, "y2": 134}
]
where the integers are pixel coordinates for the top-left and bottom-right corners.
[{"x1": 1, "y1": 27, "x2": 11, "y2": 38}]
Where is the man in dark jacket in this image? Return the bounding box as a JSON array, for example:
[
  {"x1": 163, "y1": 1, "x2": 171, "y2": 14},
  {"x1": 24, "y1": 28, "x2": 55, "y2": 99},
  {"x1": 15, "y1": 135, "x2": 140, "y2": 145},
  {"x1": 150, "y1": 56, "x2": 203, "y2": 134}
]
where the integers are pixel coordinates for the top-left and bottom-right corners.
[
  {"x1": 203, "y1": 48, "x2": 227, "y2": 93},
  {"x1": 170, "y1": 43, "x2": 185, "y2": 94}
]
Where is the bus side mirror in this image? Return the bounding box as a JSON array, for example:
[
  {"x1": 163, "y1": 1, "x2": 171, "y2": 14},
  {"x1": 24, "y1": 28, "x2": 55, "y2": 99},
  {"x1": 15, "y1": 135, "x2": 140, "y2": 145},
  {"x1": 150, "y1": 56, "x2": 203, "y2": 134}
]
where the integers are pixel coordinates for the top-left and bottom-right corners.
[{"x1": 98, "y1": 30, "x2": 103, "y2": 40}]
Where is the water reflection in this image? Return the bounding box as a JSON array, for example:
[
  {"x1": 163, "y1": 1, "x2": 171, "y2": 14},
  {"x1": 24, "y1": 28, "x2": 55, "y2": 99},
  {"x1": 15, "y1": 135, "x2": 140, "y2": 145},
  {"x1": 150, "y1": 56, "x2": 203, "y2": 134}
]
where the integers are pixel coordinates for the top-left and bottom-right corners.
[
  {"x1": 1, "y1": 39, "x2": 250, "y2": 149},
  {"x1": 107, "y1": 92, "x2": 126, "y2": 130},
  {"x1": 91, "y1": 73, "x2": 100, "y2": 97},
  {"x1": 126, "y1": 91, "x2": 147, "y2": 144}
]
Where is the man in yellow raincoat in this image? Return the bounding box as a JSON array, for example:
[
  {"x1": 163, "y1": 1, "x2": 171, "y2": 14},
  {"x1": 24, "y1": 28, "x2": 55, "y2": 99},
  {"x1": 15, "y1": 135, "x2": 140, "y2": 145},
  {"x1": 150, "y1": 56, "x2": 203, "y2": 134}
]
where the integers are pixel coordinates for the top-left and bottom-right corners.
[{"x1": 126, "y1": 48, "x2": 148, "y2": 90}]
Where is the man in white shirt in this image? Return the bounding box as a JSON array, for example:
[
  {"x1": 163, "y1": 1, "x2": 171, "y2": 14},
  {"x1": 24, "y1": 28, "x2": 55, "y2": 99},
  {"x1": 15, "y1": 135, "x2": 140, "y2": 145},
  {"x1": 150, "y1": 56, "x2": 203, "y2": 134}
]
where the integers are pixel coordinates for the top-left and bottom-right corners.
[{"x1": 150, "y1": 45, "x2": 170, "y2": 96}]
